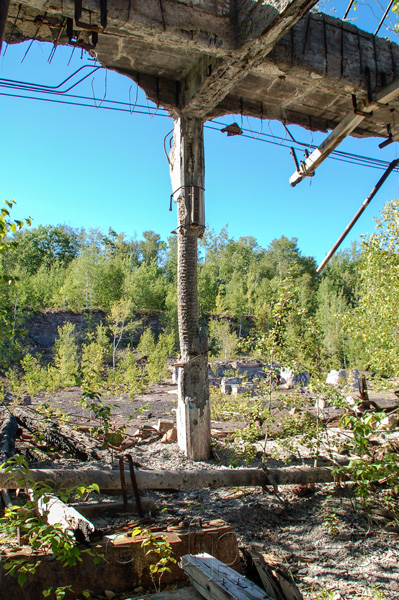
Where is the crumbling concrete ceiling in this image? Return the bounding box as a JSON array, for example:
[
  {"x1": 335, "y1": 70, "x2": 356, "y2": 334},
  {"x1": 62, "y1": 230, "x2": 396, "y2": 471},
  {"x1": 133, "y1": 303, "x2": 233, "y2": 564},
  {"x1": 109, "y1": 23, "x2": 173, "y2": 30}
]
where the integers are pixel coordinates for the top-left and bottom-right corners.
[{"x1": 3, "y1": 0, "x2": 399, "y2": 139}]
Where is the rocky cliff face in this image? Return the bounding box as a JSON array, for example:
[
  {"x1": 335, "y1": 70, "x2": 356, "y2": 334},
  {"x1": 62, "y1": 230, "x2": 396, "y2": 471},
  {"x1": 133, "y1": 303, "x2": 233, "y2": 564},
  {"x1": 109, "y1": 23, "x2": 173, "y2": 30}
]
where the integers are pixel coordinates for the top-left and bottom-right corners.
[{"x1": 23, "y1": 309, "x2": 164, "y2": 353}]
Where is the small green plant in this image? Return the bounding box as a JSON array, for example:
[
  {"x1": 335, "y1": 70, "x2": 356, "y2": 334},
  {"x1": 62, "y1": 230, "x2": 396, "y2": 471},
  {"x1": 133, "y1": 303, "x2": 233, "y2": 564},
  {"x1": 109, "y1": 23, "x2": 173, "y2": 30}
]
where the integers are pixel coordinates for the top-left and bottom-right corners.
[
  {"x1": 107, "y1": 349, "x2": 148, "y2": 399},
  {"x1": 369, "y1": 585, "x2": 386, "y2": 600},
  {"x1": 132, "y1": 527, "x2": 177, "y2": 592},
  {"x1": 208, "y1": 317, "x2": 238, "y2": 360},
  {"x1": 146, "y1": 331, "x2": 175, "y2": 384},
  {"x1": 315, "y1": 589, "x2": 334, "y2": 600},
  {"x1": 20, "y1": 353, "x2": 50, "y2": 396},
  {"x1": 323, "y1": 507, "x2": 344, "y2": 539},
  {"x1": 137, "y1": 326, "x2": 156, "y2": 357},
  {"x1": 53, "y1": 322, "x2": 79, "y2": 387},
  {"x1": 80, "y1": 325, "x2": 109, "y2": 394},
  {"x1": 338, "y1": 411, "x2": 399, "y2": 502},
  {"x1": 0, "y1": 456, "x2": 101, "y2": 595}
]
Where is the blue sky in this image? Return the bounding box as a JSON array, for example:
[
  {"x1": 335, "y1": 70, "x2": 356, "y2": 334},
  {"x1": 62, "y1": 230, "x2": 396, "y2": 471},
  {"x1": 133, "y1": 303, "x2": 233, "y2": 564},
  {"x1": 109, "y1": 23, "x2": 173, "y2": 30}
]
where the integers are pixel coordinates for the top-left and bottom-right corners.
[{"x1": 1, "y1": 0, "x2": 399, "y2": 265}]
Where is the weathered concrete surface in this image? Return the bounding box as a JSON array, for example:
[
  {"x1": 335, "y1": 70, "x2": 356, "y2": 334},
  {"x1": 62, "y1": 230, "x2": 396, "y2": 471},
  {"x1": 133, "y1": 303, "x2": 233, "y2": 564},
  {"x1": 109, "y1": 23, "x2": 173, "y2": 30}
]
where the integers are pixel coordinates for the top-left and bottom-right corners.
[
  {"x1": 0, "y1": 521, "x2": 240, "y2": 600},
  {"x1": 3, "y1": 1, "x2": 399, "y2": 138}
]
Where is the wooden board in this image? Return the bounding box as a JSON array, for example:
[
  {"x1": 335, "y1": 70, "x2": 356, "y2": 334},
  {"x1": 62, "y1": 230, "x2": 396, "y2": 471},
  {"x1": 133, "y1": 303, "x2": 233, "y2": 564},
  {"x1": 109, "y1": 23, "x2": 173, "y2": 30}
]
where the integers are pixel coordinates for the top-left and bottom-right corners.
[
  {"x1": 181, "y1": 552, "x2": 273, "y2": 600},
  {"x1": 125, "y1": 587, "x2": 204, "y2": 600}
]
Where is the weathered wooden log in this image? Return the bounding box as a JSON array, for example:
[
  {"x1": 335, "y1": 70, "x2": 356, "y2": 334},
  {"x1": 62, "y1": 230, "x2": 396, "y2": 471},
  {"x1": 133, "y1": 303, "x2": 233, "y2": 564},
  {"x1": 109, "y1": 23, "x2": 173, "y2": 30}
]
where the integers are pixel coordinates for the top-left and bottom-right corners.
[
  {"x1": 0, "y1": 410, "x2": 19, "y2": 507},
  {"x1": 0, "y1": 466, "x2": 337, "y2": 491},
  {"x1": 14, "y1": 408, "x2": 105, "y2": 461},
  {"x1": 37, "y1": 494, "x2": 100, "y2": 543},
  {"x1": 0, "y1": 411, "x2": 18, "y2": 462}
]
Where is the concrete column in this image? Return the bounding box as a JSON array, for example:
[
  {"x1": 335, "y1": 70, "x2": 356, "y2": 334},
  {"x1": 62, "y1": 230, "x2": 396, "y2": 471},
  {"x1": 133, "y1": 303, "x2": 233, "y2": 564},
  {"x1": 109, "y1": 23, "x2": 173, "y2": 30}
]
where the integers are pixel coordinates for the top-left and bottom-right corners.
[{"x1": 169, "y1": 116, "x2": 211, "y2": 461}]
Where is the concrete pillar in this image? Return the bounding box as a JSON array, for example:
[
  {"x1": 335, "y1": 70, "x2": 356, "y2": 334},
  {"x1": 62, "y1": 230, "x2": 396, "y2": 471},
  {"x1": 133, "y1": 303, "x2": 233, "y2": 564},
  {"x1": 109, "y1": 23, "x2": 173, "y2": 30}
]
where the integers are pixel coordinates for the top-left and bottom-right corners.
[{"x1": 169, "y1": 116, "x2": 211, "y2": 461}]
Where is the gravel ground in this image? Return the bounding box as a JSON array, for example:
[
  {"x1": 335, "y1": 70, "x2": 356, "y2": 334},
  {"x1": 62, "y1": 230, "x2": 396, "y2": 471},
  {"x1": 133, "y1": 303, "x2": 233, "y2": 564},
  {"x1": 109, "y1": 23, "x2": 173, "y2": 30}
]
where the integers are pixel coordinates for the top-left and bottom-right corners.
[{"x1": 7, "y1": 383, "x2": 399, "y2": 600}]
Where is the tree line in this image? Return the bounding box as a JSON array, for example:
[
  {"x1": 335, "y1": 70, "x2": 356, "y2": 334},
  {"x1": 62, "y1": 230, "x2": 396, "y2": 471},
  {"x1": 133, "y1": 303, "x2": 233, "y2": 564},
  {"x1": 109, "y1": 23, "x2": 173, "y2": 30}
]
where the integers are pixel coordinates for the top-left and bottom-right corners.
[{"x1": 1, "y1": 199, "x2": 399, "y2": 376}]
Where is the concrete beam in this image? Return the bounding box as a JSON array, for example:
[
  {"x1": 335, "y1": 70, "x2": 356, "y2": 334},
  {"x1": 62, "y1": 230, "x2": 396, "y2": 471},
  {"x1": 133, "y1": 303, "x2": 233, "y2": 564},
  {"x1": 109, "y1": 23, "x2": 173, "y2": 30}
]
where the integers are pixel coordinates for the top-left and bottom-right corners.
[{"x1": 180, "y1": 0, "x2": 319, "y2": 117}]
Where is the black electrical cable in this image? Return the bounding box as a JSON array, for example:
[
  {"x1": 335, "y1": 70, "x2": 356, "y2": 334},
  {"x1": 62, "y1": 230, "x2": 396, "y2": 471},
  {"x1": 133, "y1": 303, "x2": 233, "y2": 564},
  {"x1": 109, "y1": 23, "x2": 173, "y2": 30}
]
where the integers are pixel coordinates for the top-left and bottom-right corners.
[{"x1": 0, "y1": 86, "x2": 397, "y2": 174}]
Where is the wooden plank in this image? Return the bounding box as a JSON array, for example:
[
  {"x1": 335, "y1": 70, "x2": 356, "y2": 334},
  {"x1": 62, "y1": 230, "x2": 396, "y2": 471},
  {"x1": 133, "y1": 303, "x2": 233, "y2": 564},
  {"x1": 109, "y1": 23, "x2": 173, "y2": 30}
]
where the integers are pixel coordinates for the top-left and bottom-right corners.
[
  {"x1": 181, "y1": 553, "x2": 272, "y2": 600},
  {"x1": 250, "y1": 548, "x2": 303, "y2": 600},
  {"x1": 289, "y1": 110, "x2": 366, "y2": 186},
  {"x1": 14, "y1": 407, "x2": 105, "y2": 461},
  {"x1": 289, "y1": 77, "x2": 399, "y2": 186}
]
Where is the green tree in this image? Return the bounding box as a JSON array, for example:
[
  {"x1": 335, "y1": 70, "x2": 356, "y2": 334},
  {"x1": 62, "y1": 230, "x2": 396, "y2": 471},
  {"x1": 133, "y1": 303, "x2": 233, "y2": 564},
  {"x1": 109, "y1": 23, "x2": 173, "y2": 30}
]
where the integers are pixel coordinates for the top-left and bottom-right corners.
[
  {"x1": 0, "y1": 200, "x2": 31, "y2": 368},
  {"x1": 347, "y1": 199, "x2": 399, "y2": 375},
  {"x1": 54, "y1": 322, "x2": 79, "y2": 386},
  {"x1": 139, "y1": 231, "x2": 166, "y2": 266},
  {"x1": 208, "y1": 317, "x2": 238, "y2": 360},
  {"x1": 124, "y1": 261, "x2": 167, "y2": 311},
  {"x1": 14, "y1": 225, "x2": 79, "y2": 275},
  {"x1": 107, "y1": 298, "x2": 137, "y2": 370}
]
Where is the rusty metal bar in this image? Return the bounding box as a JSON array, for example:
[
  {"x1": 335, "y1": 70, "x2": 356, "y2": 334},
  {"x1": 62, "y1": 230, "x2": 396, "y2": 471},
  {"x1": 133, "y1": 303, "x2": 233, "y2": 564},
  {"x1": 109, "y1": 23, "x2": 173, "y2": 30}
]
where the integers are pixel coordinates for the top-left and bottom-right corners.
[
  {"x1": 126, "y1": 455, "x2": 144, "y2": 518},
  {"x1": 119, "y1": 455, "x2": 129, "y2": 506},
  {"x1": 343, "y1": 0, "x2": 355, "y2": 19},
  {"x1": 317, "y1": 158, "x2": 399, "y2": 273},
  {"x1": 375, "y1": 0, "x2": 394, "y2": 35}
]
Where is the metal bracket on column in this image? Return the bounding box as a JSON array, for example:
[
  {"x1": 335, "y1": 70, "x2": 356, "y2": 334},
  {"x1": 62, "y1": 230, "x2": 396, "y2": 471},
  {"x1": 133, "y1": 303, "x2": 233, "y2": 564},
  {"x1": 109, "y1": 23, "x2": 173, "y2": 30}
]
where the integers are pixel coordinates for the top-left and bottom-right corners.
[{"x1": 170, "y1": 185, "x2": 205, "y2": 229}]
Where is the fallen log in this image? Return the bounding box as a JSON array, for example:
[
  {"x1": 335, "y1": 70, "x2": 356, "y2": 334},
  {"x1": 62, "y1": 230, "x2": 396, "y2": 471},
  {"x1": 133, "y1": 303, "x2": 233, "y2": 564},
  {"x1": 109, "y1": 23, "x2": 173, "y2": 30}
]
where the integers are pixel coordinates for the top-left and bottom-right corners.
[
  {"x1": 0, "y1": 410, "x2": 19, "y2": 507},
  {"x1": 0, "y1": 465, "x2": 337, "y2": 491},
  {"x1": 14, "y1": 407, "x2": 105, "y2": 461},
  {"x1": 0, "y1": 411, "x2": 18, "y2": 461}
]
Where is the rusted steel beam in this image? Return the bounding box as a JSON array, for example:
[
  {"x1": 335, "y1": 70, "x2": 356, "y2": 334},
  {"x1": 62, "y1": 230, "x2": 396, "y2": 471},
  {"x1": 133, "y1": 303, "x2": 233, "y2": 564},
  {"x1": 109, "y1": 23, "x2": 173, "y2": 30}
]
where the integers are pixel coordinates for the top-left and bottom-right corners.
[
  {"x1": 317, "y1": 158, "x2": 399, "y2": 273},
  {"x1": 290, "y1": 78, "x2": 399, "y2": 186}
]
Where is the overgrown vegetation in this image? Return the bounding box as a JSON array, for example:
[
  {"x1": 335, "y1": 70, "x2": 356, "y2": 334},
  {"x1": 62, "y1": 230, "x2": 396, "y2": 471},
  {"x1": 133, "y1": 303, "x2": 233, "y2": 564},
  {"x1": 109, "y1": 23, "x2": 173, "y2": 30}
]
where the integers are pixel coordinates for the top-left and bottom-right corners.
[{"x1": 1, "y1": 198, "x2": 399, "y2": 597}]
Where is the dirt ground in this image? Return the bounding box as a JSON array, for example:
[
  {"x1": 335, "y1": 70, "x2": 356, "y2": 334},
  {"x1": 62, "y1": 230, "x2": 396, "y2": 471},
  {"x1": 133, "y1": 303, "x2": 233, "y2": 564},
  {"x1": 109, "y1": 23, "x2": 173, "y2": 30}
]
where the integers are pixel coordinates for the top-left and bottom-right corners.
[{"x1": 9, "y1": 382, "x2": 399, "y2": 600}]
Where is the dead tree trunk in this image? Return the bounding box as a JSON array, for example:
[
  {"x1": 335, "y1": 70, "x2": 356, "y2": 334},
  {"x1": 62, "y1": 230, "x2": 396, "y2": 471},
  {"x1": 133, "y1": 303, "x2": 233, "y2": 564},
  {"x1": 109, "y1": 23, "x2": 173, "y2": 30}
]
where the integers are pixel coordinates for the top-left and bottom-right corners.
[
  {"x1": 14, "y1": 408, "x2": 105, "y2": 461},
  {"x1": 169, "y1": 116, "x2": 211, "y2": 460},
  {"x1": 0, "y1": 410, "x2": 18, "y2": 507}
]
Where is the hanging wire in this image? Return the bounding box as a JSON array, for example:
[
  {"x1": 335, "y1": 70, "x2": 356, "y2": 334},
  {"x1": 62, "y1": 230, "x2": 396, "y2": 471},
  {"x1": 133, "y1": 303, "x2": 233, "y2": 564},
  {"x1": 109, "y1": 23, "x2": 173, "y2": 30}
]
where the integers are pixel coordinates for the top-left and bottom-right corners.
[
  {"x1": 163, "y1": 128, "x2": 174, "y2": 165},
  {"x1": 145, "y1": 94, "x2": 159, "y2": 119},
  {"x1": 246, "y1": 116, "x2": 263, "y2": 140},
  {"x1": 91, "y1": 68, "x2": 107, "y2": 108},
  {"x1": 128, "y1": 83, "x2": 138, "y2": 114},
  {"x1": 67, "y1": 46, "x2": 76, "y2": 66},
  {"x1": 0, "y1": 70, "x2": 397, "y2": 174}
]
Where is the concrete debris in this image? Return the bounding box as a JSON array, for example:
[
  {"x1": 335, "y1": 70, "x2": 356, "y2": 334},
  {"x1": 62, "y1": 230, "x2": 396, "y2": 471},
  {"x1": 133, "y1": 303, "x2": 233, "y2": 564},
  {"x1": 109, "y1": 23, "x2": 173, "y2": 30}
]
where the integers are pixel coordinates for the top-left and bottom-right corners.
[
  {"x1": 161, "y1": 426, "x2": 178, "y2": 444},
  {"x1": 279, "y1": 368, "x2": 310, "y2": 389}
]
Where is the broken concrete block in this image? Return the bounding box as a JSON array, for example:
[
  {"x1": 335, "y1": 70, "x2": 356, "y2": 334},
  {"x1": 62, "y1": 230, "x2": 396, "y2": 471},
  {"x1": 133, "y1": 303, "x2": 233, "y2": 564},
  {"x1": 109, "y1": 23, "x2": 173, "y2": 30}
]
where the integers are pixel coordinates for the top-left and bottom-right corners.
[
  {"x1": 157, "y1": 419, "x2": 175, "y2": 433},
  {"x1": 280, "y1": 368, "x2": 310, "y2": 388},
  {"x1": 161, "y1": 427, "x2": 177, "y2": 444},
  {"x1": 326, "y1": 369, "x2": 347, "y2": 386}
]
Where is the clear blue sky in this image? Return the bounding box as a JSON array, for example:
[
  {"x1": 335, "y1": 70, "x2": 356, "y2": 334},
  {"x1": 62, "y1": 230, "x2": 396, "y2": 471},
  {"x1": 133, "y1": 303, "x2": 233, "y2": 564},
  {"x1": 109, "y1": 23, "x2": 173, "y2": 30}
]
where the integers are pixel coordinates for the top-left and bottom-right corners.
[{"x1": 1, "y1": 0, "x2": 399, "y2": 265}]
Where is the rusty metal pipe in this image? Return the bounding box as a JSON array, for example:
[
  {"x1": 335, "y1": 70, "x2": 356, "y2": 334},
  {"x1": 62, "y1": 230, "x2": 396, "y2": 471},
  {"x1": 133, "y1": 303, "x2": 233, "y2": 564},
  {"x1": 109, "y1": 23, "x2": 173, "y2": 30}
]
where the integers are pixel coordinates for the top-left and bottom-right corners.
[{"x1": 317, "y1": 158, "x2": 399, "y2": 274}]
